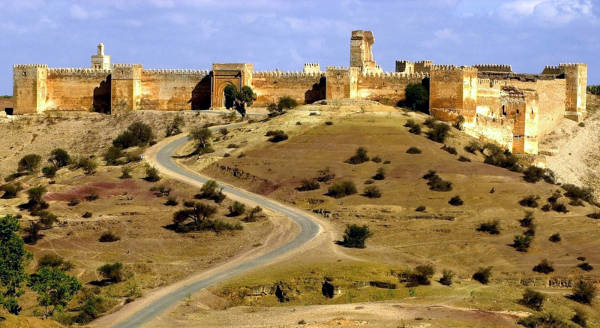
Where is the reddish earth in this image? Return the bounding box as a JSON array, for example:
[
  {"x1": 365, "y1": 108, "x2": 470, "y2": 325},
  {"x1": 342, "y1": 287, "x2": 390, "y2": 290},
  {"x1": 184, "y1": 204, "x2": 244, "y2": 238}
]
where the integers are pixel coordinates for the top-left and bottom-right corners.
[{"x1": 44, "y1": 179, "x2": 144, "y2": 202}]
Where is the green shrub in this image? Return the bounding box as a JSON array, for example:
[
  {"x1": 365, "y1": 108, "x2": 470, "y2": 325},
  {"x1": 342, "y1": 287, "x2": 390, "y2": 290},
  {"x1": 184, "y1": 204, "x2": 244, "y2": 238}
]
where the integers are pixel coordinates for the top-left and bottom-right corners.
[
  {"x1": 408, "y1": 264, "x2": 435, "y2": 286},
  {"x1": 571, "y1": 308, "x2": 588, "y2": 327},
  {"x1": 104, "y1": 146, "x2": 123, "y2": 165},
  {"x1": 520, "y1": 212, "x2": 534, "y2": 227},
  {"x1": 532, "y1": 259, "x2": 554, "y2": 274},
  {"x1": 340, "y1": 224, "x2": 372, "y2": 248},
  {"x1": 165, "y1": 196, "x2": 178, "y2": 206},
  {"x1": 277, "y1": 96, "x2": 298, "y2": 111},
  {"x1": 577, "y1": 262, "x2": 593, "y2": 272},
  {"x1": 454, "y1": 115, "x2": 465, "y2": 130},
  {"x1": 18, "y1": 154, "x2": 42, "y2": 173},
  {"x1": 99, "y1": 232, "x2": 120, "y2": 243},
  {"x1": 513, "y1": 234, "x2": 532, "y2": 252},
  {"x1": 98, "y1": 263, "x2": 124, "y2": 282},
  {"x1": 521, "y1": 288, "x2": 546, "y2": 311},
  {"x1": 458, "y1": 156, "x2": 471, "y2": 162},
  {"x1": 85, "y1": 191, "x2": 99, "y2": 201},
  {"x1": 472, "y1": 267, "x2": 492, "y2": 284},
  {"x1": 405, "y1": 83, "x2": 429, "y2": 112},
  {"x1": 520, "y1": 195, "x2": 540, "y2": 208},
  {"x1": 196, "y1": 180, "x2": 226, "y2": 203},
  {"x1": 406, "y1": 147, "x2": 422, "y2": 154},
  {"x1": 113, "y1": 122, "x2": 154, "y2": 149},
  {"x1": 426, "y1": 123, "x2": 450, "y2": 143},
  {"x1": 571, "y1": 280, "x2": 596, "y2": 304},
  {"x1": 404, "y1": 119, "x2": 422, "y2": 134},
  {"x1": 38, "y1": 254, "x2": 72, "y2": 271},
  {"x1": 441, "y1": 145, "x2": 457, "y2": 155},
  {"x1": 423, "y1": 170, "x2": 452, "y2": 192},
  {"x1": 363, "y1": 186, "x2": 381, "y2": 198},
  {"x1": 39, "y1": 211, "x2": 58, "y2": 228},
  {"x1": 165, "y1": 115, "x2": 185, "y2": 137},
  {"x1": 464, "y1": 141, "x2": 481, "y2": 154},
  {"x1": 298, "y1": 179, "x2": 320, "y2": 191},
  {"x1": 523, "y1": 166, "x2": 545, "y2": 183},
  {"x1": 346, "y1": 147, "x2": 370, "y2": 164},
  {"x1": 244, "y1": 206, "x2": 263, "y2": 222},
  {"x1": 372, "y1": 167, "x2": 386, "y2": 180},
  {"x1": 482, "y1": 143, "x2": 521, "y2": 171},
  {"x1": 424, "y1": 117, "x2": 437, "y2": 128},
  {"x1": 82, "y1": 212, "x2": 92, "y2": 218},
  {"x1": 477, "y1": 220, "x2": 500, "y2": 235},
  {"x1": 587, "y1": 212, "x2": 600, "y2": 219},
  {"x1": 120, "y1": 166, "x2": 132, "y2": 179},
  {"x1": 73, "y1": 157, "x2": 97, "y2": 175},
  {"x1": 416, "y1": 206, "x2": 426, "y2": 212},
  {"x1": 49, "y1": 148, "x2": 71, "y2": 167},
  {"x1": 227, "y1": 143, "x2": 239, "y2": 149},
  {"x1": 448, "y1": 195, "x2": 463, "y2": 206},
  {"x1": 316, "y1": 167, "x2": 335, "y2": 182},
  {"x1": 42, "y1": 165, "x2": 58, "y2": 178},
  {"x1": 327, "y1": 181, "x2": 357, "y2": 198},
  {"x1": 371, "y1": 156, "x2": 382, "y2": 163},
  {"x1": 1, "y1": 183, "x2": 22, "y2": 199},
  {"x1": 228, "y1": 201, "x2": 246, "y2": 216},
  {"x1": 562, "y1": 184, "x2": 594, "y2": 203},
  {"x1": 518, "y1": 313, "x2": 571, "y2": 328},
  {"x1": 145, "y1": 165, "x2": 160, "y2": 182},
  {"x1": 267, "y1": 130, "x2": 288, "y2": 142},
  {"x1": 190, "y1": 127, "x2": 214, "y2": 154},
  {"x1": 549, "y1": 233, "x2": 561, "y2": 243},
  {"x1": 439, "y1": 270, "x2": 455, "y2": 286}
]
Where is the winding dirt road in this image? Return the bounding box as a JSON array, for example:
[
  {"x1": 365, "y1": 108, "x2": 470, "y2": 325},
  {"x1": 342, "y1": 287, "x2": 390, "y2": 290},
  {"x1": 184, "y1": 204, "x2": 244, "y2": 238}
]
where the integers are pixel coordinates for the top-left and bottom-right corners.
[{"x1": 92, "y1": 127, "x2": 323, "y2": 328}]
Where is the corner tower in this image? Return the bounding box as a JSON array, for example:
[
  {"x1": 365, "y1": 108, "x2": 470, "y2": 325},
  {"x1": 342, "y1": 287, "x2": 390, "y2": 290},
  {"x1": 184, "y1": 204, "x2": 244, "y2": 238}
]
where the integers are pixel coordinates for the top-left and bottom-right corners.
[{"x1": 350, "y1": 30, "x2": 382, "y2": 74}]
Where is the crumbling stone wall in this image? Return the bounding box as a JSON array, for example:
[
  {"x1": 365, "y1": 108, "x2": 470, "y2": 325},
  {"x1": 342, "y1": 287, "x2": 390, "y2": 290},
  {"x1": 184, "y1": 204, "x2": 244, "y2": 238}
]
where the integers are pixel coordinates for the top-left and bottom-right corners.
[{"x1": 357, "y1": 72, "x2": 426, "y2": 105}]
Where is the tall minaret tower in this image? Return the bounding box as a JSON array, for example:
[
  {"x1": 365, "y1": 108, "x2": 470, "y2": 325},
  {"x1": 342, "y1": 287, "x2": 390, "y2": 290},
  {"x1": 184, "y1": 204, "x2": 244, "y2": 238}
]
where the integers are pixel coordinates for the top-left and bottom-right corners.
[{"x1": 91, "y1": 43, "x2": 111, "y2": 70}]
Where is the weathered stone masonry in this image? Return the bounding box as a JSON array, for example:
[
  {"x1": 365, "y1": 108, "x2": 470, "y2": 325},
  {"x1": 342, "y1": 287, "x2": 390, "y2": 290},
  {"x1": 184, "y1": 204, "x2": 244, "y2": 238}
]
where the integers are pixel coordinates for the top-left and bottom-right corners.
[{"x1": 13, "y1": 31, "x2": 587, "y2": 155}]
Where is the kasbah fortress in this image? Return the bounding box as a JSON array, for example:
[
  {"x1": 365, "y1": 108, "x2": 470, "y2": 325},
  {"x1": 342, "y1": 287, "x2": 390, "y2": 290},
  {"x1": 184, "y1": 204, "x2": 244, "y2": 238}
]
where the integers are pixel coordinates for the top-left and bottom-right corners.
[{"x1": 11, "y1": 30, "x2": 588, "y2": 156}]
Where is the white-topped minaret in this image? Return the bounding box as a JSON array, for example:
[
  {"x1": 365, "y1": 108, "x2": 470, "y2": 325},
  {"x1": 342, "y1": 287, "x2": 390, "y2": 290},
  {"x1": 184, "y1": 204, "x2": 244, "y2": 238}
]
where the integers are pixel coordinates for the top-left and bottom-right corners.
[{"x1": 91, "y1": 43, "x2": 111, "y2": 70}]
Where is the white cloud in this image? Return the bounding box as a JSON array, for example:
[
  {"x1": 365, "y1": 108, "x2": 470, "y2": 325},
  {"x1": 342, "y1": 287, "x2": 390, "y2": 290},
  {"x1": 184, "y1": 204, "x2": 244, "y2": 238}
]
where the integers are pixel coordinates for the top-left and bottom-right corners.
[
  {"x1": 498, "y1": 0, "x2": 595, "y2": 25},
  {"x1": 70, "y1": 4, "x2": 89, "y2": 20}
]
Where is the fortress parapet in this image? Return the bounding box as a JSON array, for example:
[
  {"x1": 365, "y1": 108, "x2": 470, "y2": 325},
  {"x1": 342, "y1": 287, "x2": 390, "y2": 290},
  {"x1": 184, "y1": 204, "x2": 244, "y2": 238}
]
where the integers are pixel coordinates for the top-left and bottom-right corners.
[
  {"x1": 303, "y1": 63, "x2": 321, "y2": 74},
  {"x1": 473, "y1": 64, "x2": 512, "y2": 73},
  {"x1": 396, "y1": 60, "x2": 433, "y2": 74}
]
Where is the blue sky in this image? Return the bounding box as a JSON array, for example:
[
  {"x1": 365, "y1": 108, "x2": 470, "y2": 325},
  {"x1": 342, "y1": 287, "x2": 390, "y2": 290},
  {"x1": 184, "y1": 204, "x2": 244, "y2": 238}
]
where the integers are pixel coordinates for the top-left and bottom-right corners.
[{"x1": 1, "y1": 0, "x2": 598, "y2": 94}]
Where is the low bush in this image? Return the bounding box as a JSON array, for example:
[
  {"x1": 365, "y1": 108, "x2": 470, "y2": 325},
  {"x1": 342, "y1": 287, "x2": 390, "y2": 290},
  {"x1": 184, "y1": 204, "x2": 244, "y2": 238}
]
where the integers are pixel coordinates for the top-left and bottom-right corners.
[
  {"x1": 416, "y1": 206, "x2": 426, "y2": 212},
  {"x1": 85, "y1": 192, "x2": 99, "y2": 201},
  {"x1": 113, "y1": 122, "x2": 154, "y2": 149},
  {"x1": 82, "y1": 212, "x2": 92, "y2": 218},
  {"x1": 98, "y1": 263, "x2": 124, "y2": 283},
  {"x1": 165, "y1": 197, "x2": 178, "y2": 206},
  {"x1": 244, "y1": 206, "x2": 263, "y2": 222},
  {"x1": 549, "y1": 233, "x2": 561, "y2": 243},
  {"x1": 423, "y1": 170, "x2": 452, "y2": 192},
  {"x1": 196, "y1": 180, "x2": 226, "y2": 203},
  {"x1": 363, "y1": 186, "x2": 381, "y2": 198},
  {"x1": 407, "y1": 264, "x2": 435, "y2": 286},
  {"x1": 519, "y1": 195, "x2": 540, "y2": 208},
  {"x1": 518, "y1": 313, "x2": 571, "y2": 328},
  {"x1": 316, "y1": 167, "x2": 335, "y2": 182},
  {"x1": 426, "y1": 123, "x2": 450, "y2": 143},
  {"x1": 472, "y1": 267, "x2": 492, "y2": 284},
  {"x1": 227, "y1": 143, "x2": 239, "y2": 149},
  {"x1": 74, "y1": 157, "x2": 97, "y2": 175},
  {"x1": 458, "y1": 156, "x2": 471, "y2": 162},
  {"x1": 523, "y1": 166, "x2": 546, "y2": 183},
  {"x1": 364, "y1": 179, "x2": 374, "y2": 185},
  {"x1": 49, "y1": 148, "x2": 71, "y2": 168},
  {"x1": 464, "y1": 141, "x2": 481, "y2": 154},
  {"x1": 165, "y1": 115, "x2": 185, "y2": 137},
  {"x1": 145, "y1": 165, "x2": 160, "y2": 182},
  {"x1": 103, "y1": 146, "x2": 123, "y2": 165},
  {"x1": 266, "y1": 130, "x2": 288, "y2": 142},
  {"x1": 68, "y1": 198, "x2": 80, "y2": 206},
  {"x1": 424, "y1": 117, "x2": 437, "y2": 128},
  {"x1": 577, "y1": 262, "x2": 594, "y2": 272},
  {"x1": 477, "y1": 220, "x2": 500, "y2": 235},
  {"x1": 0, "y1": 183, "x2": 22, "y2": 199},
  {"x1": 99, "y1": 232, "x2": 120, "y2": 243},
  {"x1": 371, "y1": 156, "x2": 382, "y2": 163},
  {"x1": 325, "y1": 121, "x2": 333, "y2": 125},
  {"x1": 587, "y1": 212, "x2": 600, "y2": 219},
  {"x1": 327, "y1": 181, "x2": 357, "y2": 198},
  {"x1": 404, "y1": 119, "x2": 421, "y2": 134},
  {"x1": 439, "y1": 269, "x2": 455, "y2": 286},
  {"x1": 39, "y1": 211, "x2": 58, "y2": 228},
  {"x1": 373, "y1": 167, "x2": 386, "y2": 180},
  {"x1": 346, "y1": 147, "x2": 370, "y2": 164},
  {"x1": 406, "y1": 147, "x2": 422, "y2": 154},
  {"x1": 521, "y1": 288, "x2": 546, "y2": 311},
  {"x1": 571, "y1": 308, "x2": 588, "y2": 327},
  {"x1": 513, "y1": 234, "x2": 533, "y2": 252},
  {"x1": 448, "y1": 195, "x2": 463, "y2": 206},
  {"x1": 340, "y1": 224, "x2": 372, "y2": 248},
  {"x1": 297, "y1": 179, "x2": 320, "y2": 191},
  {"x1": 562, "y1": 184, "x2": 595, "y2": 203},
  {"x1": 532, "y1": 259, "x2": 554, "y2": 274},
  {"x1": 482, "y1": 143, "x2": 520, "y2": 171},
  {"x1": 120, "y1": 166, "x2": 132, "y2": 179},
  {"x1": 571, "y1": 280, "x2": 596, "y2": 304},
  {"x1": 228, "y1": 201, "x2": 246, "y2": 216},
  {"x1": 42, "y1": 165, "x2": 58, "y2": 178},
  {"x1": 18, "y1": 154, "x2": 42, "y2": 173},
  {"x1": 441, "y1": 145, "x2": 457, "y2": 155},
  {"x1": 38, "y1": 254, "x2": 72, "y2": 271}
]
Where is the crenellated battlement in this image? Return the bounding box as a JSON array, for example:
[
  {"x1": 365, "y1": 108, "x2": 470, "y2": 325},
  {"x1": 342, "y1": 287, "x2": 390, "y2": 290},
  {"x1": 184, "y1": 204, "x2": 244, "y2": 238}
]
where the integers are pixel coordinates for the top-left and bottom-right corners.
[
  {"x1": 253, "y1": 71, "x2": 324, "y2": 78},
  {"x1": 326, "y1": 66, "x2": 350, "y2": 71},
  {"x1": 360, "y1": 71, "x2": 429, "y2": 79},
  {"x1": 143, "y1": 69, "x2": 210, "y2": 75},
  {"x1": 431, "y1": 65, "x2": 477, "y2": 73},
  {"x1": 473, "y1": 64, "x2": 512, "y2": 72},
  {"x1": 416, "y1": 60, "x2": 433, "y2": 65},
  {"x1": 13, "y1": 64, "x2": 48, "y2": 69},
  {"x1": 48, "y1": 68, "x2": 111, "y2": 77},
  {"x1": 113, "y1": 64, "x2": 143, "y2": 68},
  {"x1": 560, "y1": 63, "x2": 587, "y2": 67}
]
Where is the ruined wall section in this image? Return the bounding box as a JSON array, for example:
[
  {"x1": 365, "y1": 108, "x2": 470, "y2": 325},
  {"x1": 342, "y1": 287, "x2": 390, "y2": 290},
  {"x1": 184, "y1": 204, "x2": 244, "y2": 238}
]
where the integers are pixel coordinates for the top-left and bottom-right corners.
[
  {"x1": 560, "y1": 63, "x2": 587, "y2": 120},
  {"x1": 356, "y1": 72, "x2": 427, "y2": 105},
  {"x1": 251, "y1": 71, "x2": 325, "y2": 106},
  {"x1": 463, "y1": 115, "x2": 515, "y2": 150},
  {"x1": 140, "y1": 69, "x2": 210, "y2": 111},
  {"x1": 44, "y1": 68, "x2": 110, "y2": 111},
  {"x1": 13, "y1": 65, "x2": 48, "y2": 114},
  {"x1": 429, "y1": 65, "x2": 478, "y2": 123}
]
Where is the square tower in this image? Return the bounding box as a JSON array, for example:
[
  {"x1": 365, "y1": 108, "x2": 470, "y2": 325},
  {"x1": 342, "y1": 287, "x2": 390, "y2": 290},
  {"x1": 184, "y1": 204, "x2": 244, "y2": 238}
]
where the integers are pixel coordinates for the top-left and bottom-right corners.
[
  {"x1": 350, "y1": 30, "x2": 382, "y2": 74},
  {"x1": 91, "y1": 43, "x2": 111, "y2": 70}
]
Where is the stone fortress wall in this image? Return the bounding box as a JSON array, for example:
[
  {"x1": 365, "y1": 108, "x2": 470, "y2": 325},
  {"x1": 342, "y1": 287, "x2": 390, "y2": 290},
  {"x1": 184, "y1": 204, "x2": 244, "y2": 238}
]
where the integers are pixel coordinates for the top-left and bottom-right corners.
[{"x1": 12, "y1": 30, "x2": 587, "y2": 155}]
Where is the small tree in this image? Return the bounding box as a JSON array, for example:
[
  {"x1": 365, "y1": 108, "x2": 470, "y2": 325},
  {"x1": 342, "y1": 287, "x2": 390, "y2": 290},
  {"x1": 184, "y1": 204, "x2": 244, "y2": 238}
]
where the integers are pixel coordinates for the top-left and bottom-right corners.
[
  {"x1": 0, "y1": 183, "x2": 22, "y2": 199},
  {"x1": 197, "y1": 180, "x2": 226, "y2": 203},
  {"x1": 477, "y1": 220, "x2": 500, "y2": 235},
  {"x1": 277, "y1": 96, "x2": 298, "y2": 111},
  {"x1": 165, "y1": 115, "x2": 185, "y2": 137},
  {"x1": 363, "y1": 186, "x2": 382, "y2": 198},
  {"x1": 426, "y1": 123, "x2": 450, "y2": 143},
  {"x1": 513, "y1": 234, "x2": 533, "y2": 252},
  {"x1": 409, "y1": 264, "x2": 435, "y2": 286},
  {"x1": 405, "y1": 83, "x2": 429, "y2": 112},
  {"x1": 49, "y1": 148, "x2": 71, "y2": 168},
  {"x1": 173, "y1": 202, "x2": 217, "y2": 228},
  {"x1": 224, "y1": 84, "x2": 237, "y2": 109},
  {"x1": 571, "y1": 280, "x2": 596, "y2": 304},
  {"x1": 120, "y1": 166, "x2": 132, "y2": 179},
  {"x1": 145, "y1": 165, "x2": 160, "y2": 182},
  {"x1": 97, "y1": 263, "x2": 124, "y2": 283},
  {"x1": 340, "y1": 224, "x2": 372, "y2": 248},
  {"x1": 298, "y1": 179, "x2": 320, "y2": 191},
  {"x1": 18, "y1": 154, "x2": 42, "y2": 173},
  {"x1": 244, "y1": 206, "x2": 263, "y2": 222},
  {"x1": 28, "y1": 267, "x2": 81, "y2": 318},
  {"x1": 328, "y1": 181, "x2": 357, "y2": 198},
  {"x1": 571, "y1": 308, "x2": 588, "y2": 327},
  {"x1": 532, "y1": 259, "x2": 554, "y2": 274},
  {"x1": 521, "y1": 289, "x2": 546, "y2": 311},
  {"x1": 104, "y1": 146, "x2": 123, "y2": 165},
  {"x1": 26, "y1": 185, "x2": 48, "y2": 213},
  {"x1": 0, "y1": 215, "x2": 30, "y2": 314},
  {"x1": 373, "y1": 167, "x2": 386, "y2": 180},
  {"x1": 190, "y1": 127, "x2": 214, "y2": 154},
  {"x1": 234, "y1": 86, "x2": 257, "y2": 118},
  {"x1": 42, "y1": 165, "x2": 58, "y2": 178}
]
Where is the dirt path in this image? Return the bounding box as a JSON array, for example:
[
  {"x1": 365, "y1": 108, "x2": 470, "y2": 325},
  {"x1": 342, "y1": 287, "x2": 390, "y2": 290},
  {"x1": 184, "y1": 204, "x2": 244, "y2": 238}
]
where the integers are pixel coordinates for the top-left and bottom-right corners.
[{"x1": 90, "y1": 128, "x2": 330, "y2": 328}]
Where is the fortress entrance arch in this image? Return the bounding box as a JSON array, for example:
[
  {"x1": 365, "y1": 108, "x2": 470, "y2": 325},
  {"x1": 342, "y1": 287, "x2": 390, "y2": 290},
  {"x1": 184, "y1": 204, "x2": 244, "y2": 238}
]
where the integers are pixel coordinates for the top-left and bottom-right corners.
[
  {"x1": 93, "y1": 74, "x2": 111, "y2": 114},
  {"x1": 211, "y1": 70, "x2": 242, "y2": 108}
]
